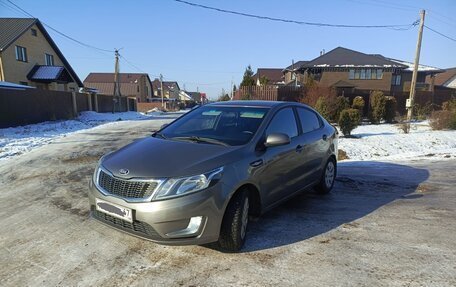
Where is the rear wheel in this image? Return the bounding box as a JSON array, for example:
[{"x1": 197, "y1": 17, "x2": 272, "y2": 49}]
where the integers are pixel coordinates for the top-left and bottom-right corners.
[
  {"x1": 218, "y1": 190, "x2": 249, "y2": 252},
  {"x1": 315, "y1": 157, "x2": 336, "y2": 194}
]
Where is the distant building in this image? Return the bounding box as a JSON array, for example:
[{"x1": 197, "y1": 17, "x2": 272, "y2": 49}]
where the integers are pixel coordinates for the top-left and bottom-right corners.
[
  {"x1": 83, "y1": 73, "x2": 154, "y2": 102},
  {"x1": 187, "y1": 91, "x2": 208, "y2": 104},
  {"x1": 0, "y1": 18, "x2": 82, "y2": 91},
  {"x1": 289, "y1": 47, "x2": 444, "y2": 94},
  {"x1": 152, "y1": 79, "x2": 180, "y2": 100},
  {"x1": 252, "y1": 68, "x2": 284, "y2": 86},
  {"x1": 428, "y1": 67, "x2": 456, "y2": 89}
]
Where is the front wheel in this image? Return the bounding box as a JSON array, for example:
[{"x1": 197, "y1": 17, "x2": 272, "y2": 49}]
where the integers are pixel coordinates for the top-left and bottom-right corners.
[
  {"x1": 315, "y1": 157, "x2": 336, "y2": 194},
  {"x1": 218, "y1": 190, "x2": 249, "y2": 252}
]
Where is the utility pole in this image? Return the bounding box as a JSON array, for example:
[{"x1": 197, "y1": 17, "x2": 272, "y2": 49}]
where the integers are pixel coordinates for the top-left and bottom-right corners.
[
  {"x1": 160, "y1": 74, "x2": 164, "y2": 108},
  {"x1": 113, "y1": 49, "x2": 121, "y2": 113},
  {"x1": 230, "y1": 78, "x2": 234, "y2": 100},
  {"x1": 407, "y1": 10, "x2": 426, "y2": 128}
]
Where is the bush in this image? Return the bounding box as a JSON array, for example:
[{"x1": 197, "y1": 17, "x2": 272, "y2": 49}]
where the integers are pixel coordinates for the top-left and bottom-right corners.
[
  {"x1": 413, "y1": 102, "x2": 436, "y2": 120},
  {"x1": 429, "y1": 110, "x2": 456, "y2": 130},
  {"x1": 442, "y1": 98, "x2": 456, "y2": 111},
  {"x1": 338, "y1": 108, "x2": 361, "y2": 136},
  {"x1": 369, "y1": 91, "x2": 386, "y2": 124},
  {"x1": 352, "y1": 96, "x2": 365, "y2": 113},
  {"x1": 315, "y1": 97, "x2": 330, "y2": 121},
  {"x1": 335, "y1": 96, "x2": 349, "y2": 123},
  {"x1": 384, "y1": 96, "x2": 397, "y2": 123}
]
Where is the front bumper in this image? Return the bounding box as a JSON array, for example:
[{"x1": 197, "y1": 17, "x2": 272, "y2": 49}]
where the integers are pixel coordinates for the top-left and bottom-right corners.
[{"x1": 88, "y1": 179, "x2": 226, "y2": 245}]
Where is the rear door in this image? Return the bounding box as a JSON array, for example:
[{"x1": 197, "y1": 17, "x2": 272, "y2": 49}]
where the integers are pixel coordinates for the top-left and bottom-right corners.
[
  {"x1": 294, "y1": 107, "x2": 328, "y2": 187},
  {"x1": 256, "y1": 107, "x2": 302, "y2": 207}
]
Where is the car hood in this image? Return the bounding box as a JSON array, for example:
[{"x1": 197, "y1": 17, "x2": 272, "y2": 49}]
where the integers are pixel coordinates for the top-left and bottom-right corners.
[{"x1": 101, "y1": 137, "x2": 244, "y2": 178}]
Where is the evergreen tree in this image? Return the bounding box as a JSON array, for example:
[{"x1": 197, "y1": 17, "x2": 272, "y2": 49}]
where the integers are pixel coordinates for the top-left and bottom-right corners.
[{"x1": 240, "y1": 65, "x2": 255, "y2": 87}]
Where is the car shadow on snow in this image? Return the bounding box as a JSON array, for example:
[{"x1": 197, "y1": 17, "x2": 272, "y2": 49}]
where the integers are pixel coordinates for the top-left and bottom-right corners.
[{"x1": 238, "y1": 161, "x2": 430, "y2": 252}]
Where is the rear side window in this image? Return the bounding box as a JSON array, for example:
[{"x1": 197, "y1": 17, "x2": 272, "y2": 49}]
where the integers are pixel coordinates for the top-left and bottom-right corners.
[
  {"x1": 266, "y1": 108, "x2": 298, "y2": 138},
  {"x1": 296, "y1": 108, "x2": 321, "y2": 133}
]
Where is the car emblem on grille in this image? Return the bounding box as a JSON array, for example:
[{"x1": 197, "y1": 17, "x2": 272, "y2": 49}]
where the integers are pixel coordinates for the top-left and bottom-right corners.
[{"x1": 119, "y1": 168, "x2": 129, "y2": 175}]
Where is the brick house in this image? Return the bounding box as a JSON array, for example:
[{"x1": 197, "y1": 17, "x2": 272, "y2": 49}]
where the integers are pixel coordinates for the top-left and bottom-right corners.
[
  {"x1": 83, "y1": 73, "x2": 154, "y2": 102},
  {"x1": 0, "y1": 18, "x2": 82, "y2": 91},
  {"x1": 287, "y1": 47, "x2": 443, "y2": 95}
]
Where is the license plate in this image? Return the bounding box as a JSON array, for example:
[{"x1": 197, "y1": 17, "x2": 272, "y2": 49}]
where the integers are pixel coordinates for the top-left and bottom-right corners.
[{"x1": 95, "y1": 198, "x2": 133, "y2": 223}]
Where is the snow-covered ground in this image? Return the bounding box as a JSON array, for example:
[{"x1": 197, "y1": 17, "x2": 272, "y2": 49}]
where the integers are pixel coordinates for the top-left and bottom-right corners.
[
  {"x1": 1, "y1": 113, "x2": 455, "y2": 163},
  {"x1": 0, "y1": 110, "x2": 185, "y2": 161},
  {"x1": 338, "y1": 121, "x2": 456, "y2": 161}
]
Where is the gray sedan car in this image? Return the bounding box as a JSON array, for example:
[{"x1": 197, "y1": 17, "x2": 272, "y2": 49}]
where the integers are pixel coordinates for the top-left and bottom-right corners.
[{"x1": 89, "y1": 101, "x2": 338, "y2": 251}]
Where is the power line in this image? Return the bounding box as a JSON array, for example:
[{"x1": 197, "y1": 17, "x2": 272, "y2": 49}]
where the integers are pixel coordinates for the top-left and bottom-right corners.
[
  {"x1": 173, "y1": 0, "x2": 416, "y2": 29},
  {"x1": 5, "y1": 0, "x2": 114, "y2": 53},
  {"x1": 424, "y1": 25, "x2": 456, "y2": 43}
]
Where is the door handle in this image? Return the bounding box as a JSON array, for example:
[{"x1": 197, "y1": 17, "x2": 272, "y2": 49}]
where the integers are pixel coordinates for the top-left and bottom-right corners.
[
  {"x1": 296, "y1": 145, "x2": 304, "y2": 152},
  {"x1": 250, "y1": 159, "x2": 263, "y2": 167},
  {"x1": 322, "y1": 134, "x2": 328, "y2": 141}
]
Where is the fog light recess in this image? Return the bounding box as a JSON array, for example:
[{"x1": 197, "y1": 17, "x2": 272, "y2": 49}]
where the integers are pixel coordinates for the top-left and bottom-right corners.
[{"x1": 166, "y1": 216, "x2": 203, "y2": 238}]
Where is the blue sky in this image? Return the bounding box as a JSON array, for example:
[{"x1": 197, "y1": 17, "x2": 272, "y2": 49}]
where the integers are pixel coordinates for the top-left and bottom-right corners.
[{"x1": 1, "y1": 0, "x2": 455, "y2": 99}]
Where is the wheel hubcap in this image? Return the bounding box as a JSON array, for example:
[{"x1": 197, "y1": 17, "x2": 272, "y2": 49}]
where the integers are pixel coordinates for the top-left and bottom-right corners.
[
  {"x1": 240, "y1": 198, "x2": 249, "y2": 239},
  {"x1": 325, "y1": 161, "x2": 335, "y2": 188}
]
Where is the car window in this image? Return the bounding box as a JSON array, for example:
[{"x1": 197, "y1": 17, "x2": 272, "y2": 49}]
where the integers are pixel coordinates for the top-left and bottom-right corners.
[
  {"x1": 160, "y1": 106, "x2": 269, "y2": 146},
  {"x1": 265, "y1": 107, "x2": 298, "y2": 138},
  {"x1": 296, "y1": 108, "x2": 321, "y2": 133}
]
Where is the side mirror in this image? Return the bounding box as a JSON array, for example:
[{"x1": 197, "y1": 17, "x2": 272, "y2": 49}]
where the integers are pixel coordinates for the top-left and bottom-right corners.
[{"x1": 264, "y1": 133, "x2": 291, "y2": 147}]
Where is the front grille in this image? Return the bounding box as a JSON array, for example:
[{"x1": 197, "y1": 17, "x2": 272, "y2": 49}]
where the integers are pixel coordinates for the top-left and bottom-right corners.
[
  {"x1": 92, "y1": 209, "x2": 160, "y2": 239},
  {"x1": 98, "y1": 170, "x2": 158, "y2": 199}
]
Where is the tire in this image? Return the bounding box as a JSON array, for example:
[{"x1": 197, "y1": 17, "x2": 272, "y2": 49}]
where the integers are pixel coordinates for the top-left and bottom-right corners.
[
  {"x1": 315, "y1": 157, "x2": 337, "y2": 194},
  {"x1": 218, "y1": 190, "x2": 249, "y2": 252}
]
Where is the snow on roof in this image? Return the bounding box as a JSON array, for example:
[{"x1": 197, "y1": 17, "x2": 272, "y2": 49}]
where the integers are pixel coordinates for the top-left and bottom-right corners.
[{"x1": 386, "y1": 58, "x2": 442, "y2": 72}]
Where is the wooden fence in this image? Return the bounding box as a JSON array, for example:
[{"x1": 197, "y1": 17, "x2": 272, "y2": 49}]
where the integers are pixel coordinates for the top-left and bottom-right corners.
[
  {"x1": 234, "y1": 86, "x2": 306, "y2": 102},
  {"x1": 0, "y1": 88, "x2": 133, "y2": 128},
  {"x1": 234, "y1": 85, "x2": 455, "y2": 116}
]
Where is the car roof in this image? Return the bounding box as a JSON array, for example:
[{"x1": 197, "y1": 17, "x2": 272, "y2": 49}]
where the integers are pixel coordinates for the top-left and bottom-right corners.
[{"x1": 208, "y1": 100, "x2": 290, "y2": 108}]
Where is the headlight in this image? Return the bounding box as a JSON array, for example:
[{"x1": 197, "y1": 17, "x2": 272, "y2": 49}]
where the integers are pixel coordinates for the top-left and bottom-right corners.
[{"x1": 153, "y1": 167, "x2": 224, "y2": 200}]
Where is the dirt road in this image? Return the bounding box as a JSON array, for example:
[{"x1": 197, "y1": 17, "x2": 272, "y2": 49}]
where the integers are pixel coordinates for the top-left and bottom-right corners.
[{"x1": 1, "y1": 117, "x2": 455, "y2": 286}]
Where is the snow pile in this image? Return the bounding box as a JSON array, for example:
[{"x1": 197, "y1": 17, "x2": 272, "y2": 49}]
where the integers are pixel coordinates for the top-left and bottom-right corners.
[{"x1": 338, "y1": 121, "x2": 456, "y2": 161}]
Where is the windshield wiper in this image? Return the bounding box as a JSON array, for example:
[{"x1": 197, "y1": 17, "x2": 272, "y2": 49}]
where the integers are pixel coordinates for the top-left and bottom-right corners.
[
  {"x1": 152, "y1": 132, "x2": 167, "y2": 139},
  {"x1": 171, "y1": 136, "x2": 229, "y2": 146}
]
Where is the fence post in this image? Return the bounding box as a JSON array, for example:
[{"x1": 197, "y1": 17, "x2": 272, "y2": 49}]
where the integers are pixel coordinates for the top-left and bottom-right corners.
[
  {"x1": 87, "y1": 93, "x2": 92, "y2": 111},
  {"x1": 94, "y1": 94, "x2": 99, "y2": 112},
  {"x1": 71, "y1": 92, "x2": 78, "y2": 117}
]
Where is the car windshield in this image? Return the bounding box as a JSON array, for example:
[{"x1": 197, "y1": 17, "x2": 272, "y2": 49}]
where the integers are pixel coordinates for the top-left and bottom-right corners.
[{"x1": 158, "y1": 106, "x2": 269, "y2": 146}]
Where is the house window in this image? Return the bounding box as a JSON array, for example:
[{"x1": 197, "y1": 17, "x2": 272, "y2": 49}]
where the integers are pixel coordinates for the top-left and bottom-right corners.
[
  {"x1": 15, "y1": 45, "x2": 27, "y2": 62},
  {"x1": 366, "y1": 69, "x2": 372, "y2": 79},
  {"x1": 354, "y1": 70, "x2": 360, "y2": 79},
  {"x1": 360, "y1": 69, "x2": 366, "y2": 79},
  {"x1": 372, "y1": 69, "x2": 377, "y2": 79},
  {"x1": 45, "y1": 53, "x2": 54, "y2": 66},
  {"x1": 291, "y1": 72, "x2": 296, "y2": 81},
  {"x1": 349, "y1": 69, "x2": 355, "y2": 79},
  {"x1": 392, "y1": 75, "x2": 401, "y2": 86},
  {"x1": 137, "y1": 85, "x2": 140, "y2": 92},
  {"x1": 377, "y1": 69, "x2": 383, "y2": 79},
  {"x1": 31, "y1": 29, "x2": 37, "y2": 36}
]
